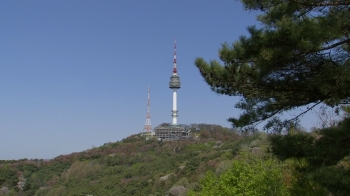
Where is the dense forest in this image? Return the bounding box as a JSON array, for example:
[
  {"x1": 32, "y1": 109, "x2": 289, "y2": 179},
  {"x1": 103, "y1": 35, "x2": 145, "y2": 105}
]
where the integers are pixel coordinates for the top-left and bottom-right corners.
[
  {"x1": 2, "y1": 115, "x2": 350, "y2": 196},
  {"x1": 0, "y1": 124, "x2": 245, "y2": 196}
]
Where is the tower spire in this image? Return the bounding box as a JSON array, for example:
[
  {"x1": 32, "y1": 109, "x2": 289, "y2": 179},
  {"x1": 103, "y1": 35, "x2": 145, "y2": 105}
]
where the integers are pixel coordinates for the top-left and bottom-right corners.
[
  {"x1": 173, "y1": 40, "x2": 177, "y2": 74},
  {"x1": 143, "y1": 86, "x2": 152, "y2": 132}
]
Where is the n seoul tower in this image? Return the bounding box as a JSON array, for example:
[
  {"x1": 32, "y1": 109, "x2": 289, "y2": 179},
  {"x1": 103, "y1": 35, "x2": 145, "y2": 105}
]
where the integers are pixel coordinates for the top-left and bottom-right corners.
[{"x1": 169, "y1": 40, "x2": 181, "y2": 125}]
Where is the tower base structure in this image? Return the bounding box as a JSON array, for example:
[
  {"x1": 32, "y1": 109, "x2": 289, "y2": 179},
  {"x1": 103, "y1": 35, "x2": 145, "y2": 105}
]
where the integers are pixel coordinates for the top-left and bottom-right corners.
[{"x1": 154, "y1": 124, "x2": 192, "y2": 141}]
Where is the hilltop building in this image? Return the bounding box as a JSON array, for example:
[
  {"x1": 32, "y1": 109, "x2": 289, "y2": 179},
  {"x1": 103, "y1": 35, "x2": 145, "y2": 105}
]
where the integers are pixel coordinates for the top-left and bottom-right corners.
[{"x1": 154, "y1": 124, "x2": 191, "y2": 141}]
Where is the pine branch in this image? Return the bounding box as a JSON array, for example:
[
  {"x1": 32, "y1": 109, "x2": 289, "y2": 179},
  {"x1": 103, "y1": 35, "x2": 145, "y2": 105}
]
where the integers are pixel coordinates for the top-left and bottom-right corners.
[
  {"x1": 288, "y1": 0, "x2": 350, "y2": 7},
  {"x1": 319, "y1": 39, "x2": 350, "y2": 52},
  {"x1": 289, "y1": 101, "x2": 323, "y2": 121}
]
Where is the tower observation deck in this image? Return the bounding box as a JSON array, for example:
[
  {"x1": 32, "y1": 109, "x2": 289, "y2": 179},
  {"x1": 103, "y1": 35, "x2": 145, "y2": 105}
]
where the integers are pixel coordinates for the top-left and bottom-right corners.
[{"x1": 169, "y1": 75, "x2": 181, "y2": 89}]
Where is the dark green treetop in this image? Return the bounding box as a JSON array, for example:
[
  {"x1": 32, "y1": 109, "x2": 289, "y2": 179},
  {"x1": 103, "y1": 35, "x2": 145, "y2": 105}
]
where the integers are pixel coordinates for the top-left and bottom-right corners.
[{"x1": 195, "y1": 0, "x2": 350, "y2": 130}]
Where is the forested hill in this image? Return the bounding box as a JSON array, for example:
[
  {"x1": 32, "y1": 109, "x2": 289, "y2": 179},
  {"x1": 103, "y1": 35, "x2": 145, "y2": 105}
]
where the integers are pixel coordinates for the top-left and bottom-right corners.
[{"x1": 1, "y1": 124, "x2": 268, "y2": 196}]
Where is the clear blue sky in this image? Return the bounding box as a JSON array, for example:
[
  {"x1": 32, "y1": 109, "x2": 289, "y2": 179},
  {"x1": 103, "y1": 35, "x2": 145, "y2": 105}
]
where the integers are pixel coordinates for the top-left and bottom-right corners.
[{"x1": 0, "y1": 1, "x2": 317, "y2": 160}]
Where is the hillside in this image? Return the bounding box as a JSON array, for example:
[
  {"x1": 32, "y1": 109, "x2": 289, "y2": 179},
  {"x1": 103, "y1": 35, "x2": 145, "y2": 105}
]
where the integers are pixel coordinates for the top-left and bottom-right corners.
[{"x1": 1, "y1": 124, "x2": 269, "y2": 196}]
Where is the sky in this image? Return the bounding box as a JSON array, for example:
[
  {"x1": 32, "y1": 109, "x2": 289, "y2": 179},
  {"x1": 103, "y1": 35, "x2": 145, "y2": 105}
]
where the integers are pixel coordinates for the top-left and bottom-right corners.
[{"x1": 0, "y1": 1, "x2": 319, "y2": 160}]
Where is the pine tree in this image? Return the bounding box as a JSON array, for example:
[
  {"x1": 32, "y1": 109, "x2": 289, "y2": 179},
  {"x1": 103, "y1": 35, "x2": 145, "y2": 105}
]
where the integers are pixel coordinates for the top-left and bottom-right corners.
[
  {"x1": 195, "y1": 0, "x2": 350, "y2": 130},
  {"x1": 270, "y1": 116, "x2": 350, "y2": 195}
]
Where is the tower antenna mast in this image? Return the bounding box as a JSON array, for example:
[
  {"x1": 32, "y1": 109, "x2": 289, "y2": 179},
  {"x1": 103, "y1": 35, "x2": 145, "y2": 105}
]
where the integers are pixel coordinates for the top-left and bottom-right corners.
[
  {"x1": 173, "y1": 40, "x2": 177, "y2": 74},
  {"x1": 143, "y1": 86, "x2": 152, "y2": 132}
]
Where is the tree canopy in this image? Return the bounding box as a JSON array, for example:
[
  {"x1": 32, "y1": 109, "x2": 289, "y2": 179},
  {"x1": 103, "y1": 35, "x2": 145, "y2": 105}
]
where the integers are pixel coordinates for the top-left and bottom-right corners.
[
  {"x1": 270, "y1": 115, "x2": 350, "y2": 195},
  {"x1": 195, "y1": 0, "x2": 350, "y2": 129}
]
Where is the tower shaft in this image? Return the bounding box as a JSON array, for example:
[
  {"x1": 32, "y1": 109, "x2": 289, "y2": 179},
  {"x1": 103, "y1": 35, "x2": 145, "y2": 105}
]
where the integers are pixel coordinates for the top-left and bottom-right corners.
[
  {"x1": 143, "y1": 86, "x2": 152, "y2": 132},
  {"x1": 172, "y1": 89, "x2": 178, "y2": 124}
]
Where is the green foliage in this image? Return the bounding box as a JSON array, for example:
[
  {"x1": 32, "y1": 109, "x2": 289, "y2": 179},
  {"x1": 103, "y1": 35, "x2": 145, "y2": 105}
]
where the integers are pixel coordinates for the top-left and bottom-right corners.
[
  {"x1": 189, "y1": 153, "x2": 290, "y2": 196},
  {"x1": 61, "y1": 161, "x2": 102, "y2": 180},
  {"x1": 0, "y1": 166, "x2": 18, "y2": 187},
  {"x1": 18, "y1": 163, "x2": 39, "y2": 178},
  {"x1": 195, "y1": 0, "x2": 350, "y2": 130},
  {"x1": 0, "y1": 127, "x2": 243, "y2": 196},
  {"x1": 194, "y1": 1, "x2": 350, "y2": 193},
  {"x1": 270, "y1": 117, "x2": 350, "y2": 195}
]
